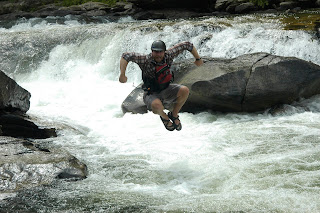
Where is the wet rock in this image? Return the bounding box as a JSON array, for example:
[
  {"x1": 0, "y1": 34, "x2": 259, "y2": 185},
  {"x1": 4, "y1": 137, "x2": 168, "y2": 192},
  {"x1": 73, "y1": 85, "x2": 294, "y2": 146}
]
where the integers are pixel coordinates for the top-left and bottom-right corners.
[
  {"x1": 122, "y1": 53, "x2": 320, "y2": 113},
  {"x1": 0, "y1": 69, "x2": 84, "y2": 194},
  {"x1": 0, "y1": 70, "x2": 56, "y2": 139},
  {"x1": 315, "y1": 20, "x2": 320, "y2": 38},
  {"x1": 0, "y1": 113, "x2": 57, "y2": 139},
  {"x1": 133, "y1": 11, "x2": 165, "y2": 20},
  {"x1": 215, "y1": 0, "x2": 234, "y2": 11},
  {"x1": 0, "y1": 137, "x2": 87, "y2": 193},
  {"x1": 1, "y1": 0, "x2": 320, "y2": 22},
  {"x1": 235, "y1": 2, "x2": 258, "y2": 14},
  {"x1": 297, "y1": 0, "x2": 317, "y2": 7},
  {"x1": 0, "y1": 0, "x2": 55, "y2": 16},
  {"x1": 127, "y1": 0, "x2": 202, "y2": 9},
  {"x1": 278, "y1": 1, "x2": 299, "y2": 10},
  {"x1": 132, "y1": 9, "x2": 207, "y2": 20},
  {"x1": 122, "y1": 85, "x2": 148, "y2": 114},
  {"x1": 242, "y1": 54, "x2": 320, "y2": 111},
  {"x1": 0, "y1": 70, "x2": 31, "y2": 113},
  {"x1": 81, "y1": 2, "x2": 110, "y2": 11}
]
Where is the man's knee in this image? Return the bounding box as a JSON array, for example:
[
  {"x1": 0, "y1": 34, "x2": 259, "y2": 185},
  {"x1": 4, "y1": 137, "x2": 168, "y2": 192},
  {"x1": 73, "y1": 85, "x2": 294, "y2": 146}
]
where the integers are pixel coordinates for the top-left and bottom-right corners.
[
  {"x1": 151, "y1": 99, "x2": 164, "y2": 113},
  {"x1": 178, "y1": 86, "x2": 189, "y2": 97}
]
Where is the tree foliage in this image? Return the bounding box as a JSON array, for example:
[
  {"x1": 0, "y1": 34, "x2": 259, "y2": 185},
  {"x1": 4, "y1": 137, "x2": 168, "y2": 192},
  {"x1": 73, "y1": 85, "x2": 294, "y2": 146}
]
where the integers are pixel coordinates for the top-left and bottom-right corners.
[{"x1": 250, "y1": 0, "x2": 269, "y2": 8}]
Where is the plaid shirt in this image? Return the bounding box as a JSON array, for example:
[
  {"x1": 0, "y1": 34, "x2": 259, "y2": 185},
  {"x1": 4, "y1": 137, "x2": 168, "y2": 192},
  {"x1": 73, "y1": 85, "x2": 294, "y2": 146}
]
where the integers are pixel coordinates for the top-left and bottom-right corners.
[{"x1": 122, "y1": 41, "x2": 194, "y2": 81}]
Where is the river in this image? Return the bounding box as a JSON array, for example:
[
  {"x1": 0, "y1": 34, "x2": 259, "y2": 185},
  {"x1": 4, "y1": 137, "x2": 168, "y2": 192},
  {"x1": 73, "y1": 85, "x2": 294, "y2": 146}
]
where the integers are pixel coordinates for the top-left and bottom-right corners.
[{"x1": 1, "y1": 13, "x2": 320, "y2": 212}]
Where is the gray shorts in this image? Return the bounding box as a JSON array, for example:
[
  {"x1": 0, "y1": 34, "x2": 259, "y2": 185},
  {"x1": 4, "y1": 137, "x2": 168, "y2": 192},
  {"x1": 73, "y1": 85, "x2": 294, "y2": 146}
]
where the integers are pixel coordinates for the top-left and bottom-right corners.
[{"x1": 143, "y1": 84, "x2": 182, "y2": 110}]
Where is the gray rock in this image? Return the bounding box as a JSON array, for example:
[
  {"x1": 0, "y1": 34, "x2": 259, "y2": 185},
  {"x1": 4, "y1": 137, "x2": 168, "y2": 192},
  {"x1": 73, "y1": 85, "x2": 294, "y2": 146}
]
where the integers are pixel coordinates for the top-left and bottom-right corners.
[
  {"x1": 122, "y1": 85, "x2": 147, "y2": 114},
  {"x1": 278, "y1": 1, "x2": 299, "y2": 10},
  {"x1": 85, "y1": 9, "x2": 107, "y2": 16},
  {"x1": 243, "y1": 54, "x2": 320, "y2": 111},
  {"x1": 80, "y1": 2, "x2": 110, "y2": 11},
  {"x1": 122, "y1": 53, "x2": 320, "y2": 113},
  {"x1": 0, "y1": 137, "x2": 87, "y2": 193},
  {"x1": 0, "y1": 0, "x2": 55, "y2": 15},
  {"x1": 0, "y1": 114, "x2": 57, "y2": 139},
  {"x1": 0, "y1": 2, "x2": 16, "y2": 15},
  {"x1": 215, "y1": 0, "x2": 235, "y2": 10},
  {"x1": 0, "y1": 70, "x2": 31, "y2": 113},
  {"x1": 235, "y1": 2, "x2": 258, "y2": 13},
  {"x1": 315, "y1": 20, "x2": 320, "y2": 38}
]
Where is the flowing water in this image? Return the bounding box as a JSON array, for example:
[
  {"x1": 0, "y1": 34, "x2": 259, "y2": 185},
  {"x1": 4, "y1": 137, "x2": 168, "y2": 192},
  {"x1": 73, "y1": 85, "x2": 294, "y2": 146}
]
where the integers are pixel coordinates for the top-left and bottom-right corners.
[{"x1": 1, "y1": 13, "x2": 320, "y2": 212}]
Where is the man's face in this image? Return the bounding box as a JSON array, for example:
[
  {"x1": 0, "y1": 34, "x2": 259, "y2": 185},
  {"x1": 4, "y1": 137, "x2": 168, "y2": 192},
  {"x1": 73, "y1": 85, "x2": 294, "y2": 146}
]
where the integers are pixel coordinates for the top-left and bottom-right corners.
[{"x1": 152, "y1": 50, "x2": 165, "y2": 63}]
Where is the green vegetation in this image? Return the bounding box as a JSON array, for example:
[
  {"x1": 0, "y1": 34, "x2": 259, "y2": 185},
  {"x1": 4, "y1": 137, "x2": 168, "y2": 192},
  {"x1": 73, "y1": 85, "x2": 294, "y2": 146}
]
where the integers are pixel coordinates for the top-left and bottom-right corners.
[{"x1": 250, "y1": 0, "x2": 269, "y2": 8}]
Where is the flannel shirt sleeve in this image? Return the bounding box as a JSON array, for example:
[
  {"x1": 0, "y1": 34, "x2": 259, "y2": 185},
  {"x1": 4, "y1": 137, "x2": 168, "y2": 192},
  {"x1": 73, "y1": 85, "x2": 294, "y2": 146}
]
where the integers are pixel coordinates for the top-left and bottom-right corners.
[
  {"x1": 122, "y1": 52, "x2": 147, "y2": 65},
  {"x1": 166, "y1": 41, "x2": 194, "y2": 59}
]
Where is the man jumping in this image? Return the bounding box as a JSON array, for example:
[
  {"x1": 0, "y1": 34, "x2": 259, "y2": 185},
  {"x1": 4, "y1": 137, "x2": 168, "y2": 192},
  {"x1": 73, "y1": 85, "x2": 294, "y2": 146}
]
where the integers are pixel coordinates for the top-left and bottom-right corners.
[{"x1": 119, "y1": 40, "x2": 203, "y2": 131}]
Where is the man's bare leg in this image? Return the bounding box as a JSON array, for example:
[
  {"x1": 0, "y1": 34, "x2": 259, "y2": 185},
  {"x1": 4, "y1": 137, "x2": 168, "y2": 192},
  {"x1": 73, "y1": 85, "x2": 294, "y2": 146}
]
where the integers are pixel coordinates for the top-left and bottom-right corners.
[
  {"x1": 151, "y1": 98, "x2": 174, "y2": 128},
  {"x1": 171, "y1": 86, "x2": 189, "y2": 125}
]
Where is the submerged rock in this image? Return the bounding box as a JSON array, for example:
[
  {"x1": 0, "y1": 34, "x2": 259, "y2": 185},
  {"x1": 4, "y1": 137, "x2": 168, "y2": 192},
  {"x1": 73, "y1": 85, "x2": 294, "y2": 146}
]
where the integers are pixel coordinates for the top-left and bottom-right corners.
[
  {"x1": 0, "y1": 137, "x2": 88, "y2": 193},
  {"x1": 122, "y1": 52, "x2": 320, "y2": 113}
]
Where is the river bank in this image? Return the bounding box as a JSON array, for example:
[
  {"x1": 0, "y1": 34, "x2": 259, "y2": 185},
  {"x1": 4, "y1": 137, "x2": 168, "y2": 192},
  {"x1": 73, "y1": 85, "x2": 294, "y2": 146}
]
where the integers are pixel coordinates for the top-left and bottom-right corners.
[{"x1": 1, "y1": 0, "x2": 320, "y2": 22}]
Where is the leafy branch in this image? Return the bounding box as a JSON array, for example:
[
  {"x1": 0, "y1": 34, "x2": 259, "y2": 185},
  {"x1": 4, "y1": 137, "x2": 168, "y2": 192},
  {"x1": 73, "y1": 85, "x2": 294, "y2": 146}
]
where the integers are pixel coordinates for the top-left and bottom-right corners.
[{"x1": 249, "y1": 0, "x2": 269, "y2": 8}]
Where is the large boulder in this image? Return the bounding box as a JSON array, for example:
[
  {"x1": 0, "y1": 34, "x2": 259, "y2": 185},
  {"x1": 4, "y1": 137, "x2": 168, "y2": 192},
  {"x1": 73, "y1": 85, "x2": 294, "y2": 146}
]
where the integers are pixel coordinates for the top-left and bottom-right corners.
[
  {"x1": 0, "y1": 70, "x2": 56, "y2": 139},
  {"x1": 122, "y1": 53, "x2": 320, "y2": 113},
  {"x1": 241, "y1": 54, "x2": 320, "y2": 111},
  {"x1": 0, "y1": 70, "x2": 31, "y2": 113},
  {"x1": 0, "y1": 137, "x2": 87, "y2": 193}
]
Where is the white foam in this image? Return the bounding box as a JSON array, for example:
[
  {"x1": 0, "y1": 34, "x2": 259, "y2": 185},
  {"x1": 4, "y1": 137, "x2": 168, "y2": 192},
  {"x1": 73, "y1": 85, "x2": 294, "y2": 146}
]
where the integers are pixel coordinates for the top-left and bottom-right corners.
[{"x1": 6, "y1": 15, "x2": 320, "y2": 211}]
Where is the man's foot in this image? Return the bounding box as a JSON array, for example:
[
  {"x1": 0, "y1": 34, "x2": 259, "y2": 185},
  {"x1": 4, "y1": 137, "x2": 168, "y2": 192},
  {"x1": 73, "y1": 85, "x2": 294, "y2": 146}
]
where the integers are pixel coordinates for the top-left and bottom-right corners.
[
  {"x1": 168, "y1": 112, "x2": 182, "y2": 131},
  {"x1": 160, "y1": 116, "x2": 175, "y2": 131}
]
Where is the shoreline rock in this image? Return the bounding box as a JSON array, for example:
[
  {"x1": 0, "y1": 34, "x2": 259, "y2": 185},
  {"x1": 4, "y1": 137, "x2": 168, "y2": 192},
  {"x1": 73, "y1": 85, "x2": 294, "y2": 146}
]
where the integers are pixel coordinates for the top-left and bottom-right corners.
[
  {"x1": 0, "y1": 70, "x2": 30, "y2": 113},
  {"x1": 0, "y1": 136, "x2": 88, "y2": 193},
  {"x1": 0, "y1": 0, "x2": 319, "y2": 22},
  {"x1": 0, "y1": 70, "x2": 87, "y2": 193},
  {"x1": 0, "y1": 113, "x2": 57, "y2": 139},
  {"x1": 0, "y1": 70, "x2": 56, "y2": 139}
]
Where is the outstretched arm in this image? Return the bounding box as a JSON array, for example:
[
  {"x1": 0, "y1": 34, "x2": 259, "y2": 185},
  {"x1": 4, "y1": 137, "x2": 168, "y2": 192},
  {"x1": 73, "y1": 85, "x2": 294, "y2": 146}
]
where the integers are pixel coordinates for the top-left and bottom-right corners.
[
  {"x1": 119, "y1": 57, "x2": 128, "y2": 83},
  {"x1": 167, "y1": 41, "x2": 203, "y2": 66},
  {"x1": 190, "y1": 46, "x2": 204, "y2": 66}
]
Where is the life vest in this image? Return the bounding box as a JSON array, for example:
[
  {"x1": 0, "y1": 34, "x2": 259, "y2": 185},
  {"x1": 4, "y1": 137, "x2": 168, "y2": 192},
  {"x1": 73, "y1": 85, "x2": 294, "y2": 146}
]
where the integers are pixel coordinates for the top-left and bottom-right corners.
[{"x1": 143, "y1": 63, "x2": 173, "y2": 93}]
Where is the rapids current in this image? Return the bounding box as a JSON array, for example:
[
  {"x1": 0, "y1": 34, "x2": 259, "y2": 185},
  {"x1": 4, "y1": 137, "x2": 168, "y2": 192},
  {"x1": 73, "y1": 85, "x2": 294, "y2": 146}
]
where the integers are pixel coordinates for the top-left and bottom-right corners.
[{"x1": 0, "y1": 14, "x2": 320, "y2": 212}]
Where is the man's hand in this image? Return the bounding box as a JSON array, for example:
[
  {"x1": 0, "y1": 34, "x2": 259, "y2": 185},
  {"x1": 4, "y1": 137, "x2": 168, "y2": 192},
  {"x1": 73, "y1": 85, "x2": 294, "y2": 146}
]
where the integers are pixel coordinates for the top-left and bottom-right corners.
[
  {"x1": 119, "y1": 74, "x2": 127, "y2": 83},
  {"x1": 194, "y1": 59, "x2": 204, "y2": 66}
]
